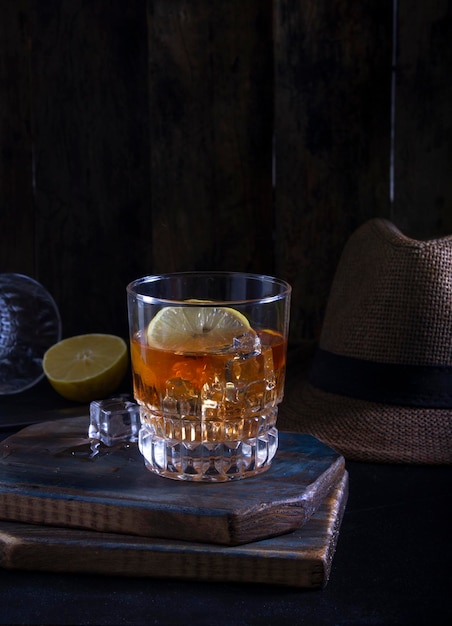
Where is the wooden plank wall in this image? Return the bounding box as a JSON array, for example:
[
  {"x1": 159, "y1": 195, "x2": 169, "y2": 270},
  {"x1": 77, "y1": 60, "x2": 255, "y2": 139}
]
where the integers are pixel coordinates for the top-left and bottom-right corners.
[
  {"x1": 274, "y1": 0, "x2": 393, "y2": 341},
  {"x1": 1, "y1": 0, "x2": 451, "y2": 345}
]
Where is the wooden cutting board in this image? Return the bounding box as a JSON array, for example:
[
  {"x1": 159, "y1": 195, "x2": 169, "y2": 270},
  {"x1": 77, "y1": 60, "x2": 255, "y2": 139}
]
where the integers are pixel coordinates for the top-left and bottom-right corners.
[
  {"x1": 0, "y1": 416, "x2": 344, "y2": 546},
  {"x1": 0, "y1": 472, "x2": 348, "y2": 589}
]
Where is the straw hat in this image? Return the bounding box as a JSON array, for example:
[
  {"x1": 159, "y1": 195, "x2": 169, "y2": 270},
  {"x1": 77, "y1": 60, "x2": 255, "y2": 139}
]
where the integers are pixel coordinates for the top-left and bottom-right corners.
[{"x1": 278, "y1": 218, "x2": 452, "y2": 464}]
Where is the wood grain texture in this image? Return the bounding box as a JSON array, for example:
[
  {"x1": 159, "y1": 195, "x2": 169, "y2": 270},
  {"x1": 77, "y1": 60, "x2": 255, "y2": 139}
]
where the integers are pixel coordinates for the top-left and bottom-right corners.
[
  {"x1": 0, "y1": 0, "x2": 35, "y2": 276},
  {"x1": 0, "y1": 417, "x2": 344, "y2": 545},
  {"x1": 2, "y1": 2, "x2": 451, "y2": 346},
  {"x1": 0, "y1": 472, "x2": 348, "y2": 589},
  {"x1": 29, "y1": 0, "x2": 151, "y2": 339},
  {"x1": 147, "y1": 0, "x2": 274, "y2": 275},
  {"x1": 274, "y1": 0, "x2": 393, "y2": 343},
  {"x1": 393, "y1": 0, "x2": 452, "y2": 238}
]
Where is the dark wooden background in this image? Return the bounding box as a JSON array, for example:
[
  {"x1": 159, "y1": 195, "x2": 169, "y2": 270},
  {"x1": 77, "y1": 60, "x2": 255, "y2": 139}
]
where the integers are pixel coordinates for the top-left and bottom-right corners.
[{"x1": 1, "y1": 0, "x2": 451, "y2": 346}]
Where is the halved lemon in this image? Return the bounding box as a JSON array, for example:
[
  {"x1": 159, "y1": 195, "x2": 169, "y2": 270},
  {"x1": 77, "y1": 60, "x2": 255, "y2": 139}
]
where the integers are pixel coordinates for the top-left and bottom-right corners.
[
  {"x1": 146, "y1": 305, "x2": 252, "y2": 353},
  {"x1": 42, "y1": 334, "x2": 128, "y2": 402}
]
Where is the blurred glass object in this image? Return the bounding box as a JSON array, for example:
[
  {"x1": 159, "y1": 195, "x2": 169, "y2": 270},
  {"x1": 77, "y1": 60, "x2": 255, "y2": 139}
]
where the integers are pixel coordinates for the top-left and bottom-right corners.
[{"x1": 0, "y1": 273, "x2": 62, "y2": 395}]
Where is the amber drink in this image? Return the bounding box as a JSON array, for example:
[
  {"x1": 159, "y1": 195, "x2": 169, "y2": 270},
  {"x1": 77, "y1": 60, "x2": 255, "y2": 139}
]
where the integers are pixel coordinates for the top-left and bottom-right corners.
[{"x1": 127, "y1": 272, "x2": 291, "y2": 482}]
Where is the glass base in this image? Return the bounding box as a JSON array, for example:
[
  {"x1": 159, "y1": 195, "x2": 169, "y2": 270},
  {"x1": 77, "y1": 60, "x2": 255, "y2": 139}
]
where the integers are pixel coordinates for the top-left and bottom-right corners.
[{"x1": 138, "y1": 424, "x2": 278, "y2": 482}]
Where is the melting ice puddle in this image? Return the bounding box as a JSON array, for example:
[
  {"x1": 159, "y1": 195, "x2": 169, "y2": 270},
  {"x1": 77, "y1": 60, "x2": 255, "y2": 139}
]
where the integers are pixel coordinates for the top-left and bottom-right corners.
[{"x1": 54, "y1": 439, "x2": 137, "y2": 462}]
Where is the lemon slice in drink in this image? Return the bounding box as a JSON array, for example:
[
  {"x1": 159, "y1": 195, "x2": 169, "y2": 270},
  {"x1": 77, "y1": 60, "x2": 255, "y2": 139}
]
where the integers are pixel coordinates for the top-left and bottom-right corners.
[
  {"x1": 42, "y1": 334, "x2": 128, "y2": 402},
  {"x1": 146, "y1": 305, "x2": 252, "y2": 353}
]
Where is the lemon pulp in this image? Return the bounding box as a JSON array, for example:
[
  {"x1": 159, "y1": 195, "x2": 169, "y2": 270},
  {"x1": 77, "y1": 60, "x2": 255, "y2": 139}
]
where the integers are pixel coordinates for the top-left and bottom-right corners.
[
  {"x1": 42, "y1": 333, "x2": 128, "y2": 402},
  {"x1": 146, "y1": 305, "x2": 251, "y2": 353}
]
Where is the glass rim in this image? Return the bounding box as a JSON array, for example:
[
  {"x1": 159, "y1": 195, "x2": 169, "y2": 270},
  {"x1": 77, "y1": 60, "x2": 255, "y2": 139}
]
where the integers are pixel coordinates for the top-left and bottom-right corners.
[{"x1": 126, "y1": 271, "x2": 291, "y2": 306}]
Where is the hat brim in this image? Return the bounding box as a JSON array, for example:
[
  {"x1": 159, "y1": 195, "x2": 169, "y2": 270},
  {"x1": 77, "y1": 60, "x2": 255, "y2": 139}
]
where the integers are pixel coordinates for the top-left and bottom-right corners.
[{"x1": 278, "y1": 377, "x2": 452, "y2": 465}]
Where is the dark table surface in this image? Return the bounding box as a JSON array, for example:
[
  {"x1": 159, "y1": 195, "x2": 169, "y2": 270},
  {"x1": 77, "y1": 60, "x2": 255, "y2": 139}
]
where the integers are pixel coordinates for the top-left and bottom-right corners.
[{"x1": 0, "y1": 377, "x2": 451, "y2": 626}]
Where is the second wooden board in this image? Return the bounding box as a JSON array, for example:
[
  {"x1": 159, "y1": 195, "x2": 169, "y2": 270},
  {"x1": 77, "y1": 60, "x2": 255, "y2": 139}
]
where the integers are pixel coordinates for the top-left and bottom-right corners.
[{"x1": 0, "y1": 473, "x2": 349, "y2": 589}]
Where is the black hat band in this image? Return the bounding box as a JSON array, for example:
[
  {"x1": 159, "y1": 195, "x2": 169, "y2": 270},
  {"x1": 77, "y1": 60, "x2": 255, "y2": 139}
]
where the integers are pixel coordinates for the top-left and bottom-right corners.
[{"x1": 309, "y1": 348, "x2": 452, "y2": 409}]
